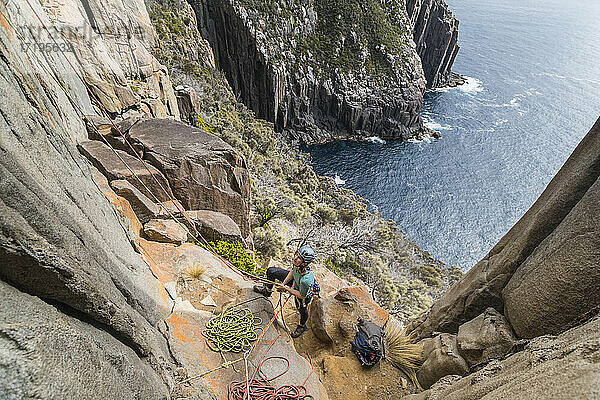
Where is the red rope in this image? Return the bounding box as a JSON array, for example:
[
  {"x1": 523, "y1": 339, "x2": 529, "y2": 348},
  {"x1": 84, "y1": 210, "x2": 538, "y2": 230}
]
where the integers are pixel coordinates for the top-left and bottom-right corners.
[{"x1": 228, "y1": 356, "x2": 313, "y2": 400}]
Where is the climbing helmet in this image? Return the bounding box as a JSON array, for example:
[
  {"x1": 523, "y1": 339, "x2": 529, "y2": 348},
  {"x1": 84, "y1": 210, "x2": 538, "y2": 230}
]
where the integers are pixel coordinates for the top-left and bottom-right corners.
[{"x1": 297, "y1": 245, "x2": 315, "y2": 264}]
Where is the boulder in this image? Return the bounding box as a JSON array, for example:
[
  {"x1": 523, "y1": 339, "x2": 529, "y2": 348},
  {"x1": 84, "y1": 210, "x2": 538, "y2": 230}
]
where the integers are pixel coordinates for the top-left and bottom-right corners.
[
  {"x1": 110, "y1": 179, "x2": 160, "y2": 223},
  {"x1": 85, "y1": 114, "x2": 113, "y2": 137},
  {"x1": 144, "y1": 219, "x2": 189, "y2": 245},
  {"x1": 157, "y1": 199, "x2": 186, "y2": 219},
  {"x1": 186, "y1": 209, "x2": 243, "y2": 243},
  {"x1": 417, "y1": 333, "x2": 469, "y2": 389},
  {"x1": 0, "y1": 281, "x2": 169, "y2": 400},
  {"x1": 405, "y1": 315, "x2": 600, "y2": 400},
  {"x1": 127, "y1": 118, "x2": 251, "y2": 236},
  {"x1": 78, "y1": 140, "x2": 175, "y2": 202},
  {"x1": 310, "y1": 286, "x2": 389, "y2": 350},
  {"x1": 407, "y1": 118, "x2": 600, "y2": 340},
  {"x1": 457, "y1": 308, "x2": 517, "y2": 366},
  {"x1": 84, "y1": 115, "x2": 140, "y2": 154}
]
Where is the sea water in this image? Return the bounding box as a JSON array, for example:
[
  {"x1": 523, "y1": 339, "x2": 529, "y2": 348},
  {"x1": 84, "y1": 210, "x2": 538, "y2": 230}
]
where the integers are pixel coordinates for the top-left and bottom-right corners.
[{"x1": 307, "y1": 0, "x2": 600, "y2": 270}]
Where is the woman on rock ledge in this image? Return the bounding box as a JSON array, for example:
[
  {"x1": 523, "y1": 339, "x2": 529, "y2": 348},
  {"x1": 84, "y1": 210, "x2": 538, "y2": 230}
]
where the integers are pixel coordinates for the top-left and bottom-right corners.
[{"x1": 253, "y1": 246, "x2": 316, "y2": 338}]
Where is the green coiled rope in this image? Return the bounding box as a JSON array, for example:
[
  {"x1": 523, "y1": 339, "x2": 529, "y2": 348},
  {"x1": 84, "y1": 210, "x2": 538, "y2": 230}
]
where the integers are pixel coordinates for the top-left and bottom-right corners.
[{"x1": 202, "y1": 306, "x2": 263, "y2": 353}]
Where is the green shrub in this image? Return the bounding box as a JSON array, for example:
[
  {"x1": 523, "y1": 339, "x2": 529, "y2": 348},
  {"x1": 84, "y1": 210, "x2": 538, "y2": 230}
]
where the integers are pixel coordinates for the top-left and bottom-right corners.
[
  {"x1": 418, "y1": 264, "x2": 443, "y2": 288},
  {"x1": 207, "y1": 240, "x2": 265, "y2": 277},
  {"x1": 316, "y1": 205, "x2": 338, "y2": 225},
  {"x1": 325, "y1": 258, "x2": 343, "y2": 277},
  {"x1": 325, "y1": 253, "x2": 360, "y2": 277},
  {"x1": 192, "y1": 112, "x2": 216, "y2": 134}
]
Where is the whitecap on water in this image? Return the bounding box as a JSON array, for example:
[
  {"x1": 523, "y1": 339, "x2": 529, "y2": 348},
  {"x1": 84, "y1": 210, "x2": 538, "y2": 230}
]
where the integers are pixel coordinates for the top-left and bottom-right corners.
[
  {"x1": 365, "y1": 136, "x2": 386, "y2": 144},
  {"x1": 334, "y1": 174, "x2": 346, "y2": 185},
  {"x1": 423, "y1": 114, "x2": 453, "y2": 132},
  {"x1": 407, "y1": 134, "x2": 437, "y2": 144},
  {"x1": 459, "y1": 76, "x2": 484, "y2": 93}
]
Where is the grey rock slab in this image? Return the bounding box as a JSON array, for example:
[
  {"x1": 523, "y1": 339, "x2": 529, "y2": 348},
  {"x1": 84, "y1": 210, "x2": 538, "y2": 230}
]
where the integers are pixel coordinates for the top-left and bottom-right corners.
[
  {"x1": 502, "y1": 172, "x2": 600, "y2": 338},
  {"x1": 110, "y1": 179, "x2": 160, "y2": 223},
  {"x1": 78, "y1": 139, "x2": 175, "y2": 202},
  {"x1": 0, "y1": 281, "x2": 170, "y2": 400},
  {"x1": 0, "y1": 17, "x2": 172, "y2": 371}
]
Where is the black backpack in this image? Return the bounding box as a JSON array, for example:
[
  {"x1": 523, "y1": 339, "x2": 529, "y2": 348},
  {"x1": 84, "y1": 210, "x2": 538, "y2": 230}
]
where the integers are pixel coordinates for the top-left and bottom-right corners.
[{"x1": 350, "y1": 317, "x2": 384, "y2": 366}]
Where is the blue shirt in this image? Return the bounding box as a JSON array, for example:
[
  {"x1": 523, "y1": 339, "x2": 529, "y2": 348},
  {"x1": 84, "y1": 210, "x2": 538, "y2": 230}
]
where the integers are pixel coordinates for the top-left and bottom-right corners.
[{"x1": 292, "y1": 265, "x2": 315, "y2": 298}]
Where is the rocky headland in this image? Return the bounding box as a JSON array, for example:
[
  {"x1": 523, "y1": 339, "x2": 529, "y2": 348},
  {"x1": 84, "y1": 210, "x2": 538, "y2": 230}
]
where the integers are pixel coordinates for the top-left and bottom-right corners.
[{"x1": 188, "y1": 0, "x2": 459, "y2": 143}]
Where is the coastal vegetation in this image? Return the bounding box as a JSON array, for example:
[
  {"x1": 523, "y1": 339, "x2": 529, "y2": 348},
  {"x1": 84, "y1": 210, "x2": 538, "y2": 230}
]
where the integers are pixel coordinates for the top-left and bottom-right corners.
[{"x1": 237, "y1": 0, "x2": 416, "y2": 82}]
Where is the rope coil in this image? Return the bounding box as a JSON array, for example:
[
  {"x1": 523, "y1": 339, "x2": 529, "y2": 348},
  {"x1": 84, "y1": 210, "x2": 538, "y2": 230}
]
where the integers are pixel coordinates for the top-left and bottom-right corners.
[
  {"x1": 202, "y1": 307, "x2": 262, "y2": 353},
  {"x1": 228, "y1": 356, "x2": 314, "y2": 400}
]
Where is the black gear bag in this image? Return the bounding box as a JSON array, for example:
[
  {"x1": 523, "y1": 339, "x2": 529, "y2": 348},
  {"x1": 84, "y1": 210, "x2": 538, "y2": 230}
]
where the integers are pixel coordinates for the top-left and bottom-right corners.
[{"x1": 350, "y1": 317, "x2": 384, "y2": 366}]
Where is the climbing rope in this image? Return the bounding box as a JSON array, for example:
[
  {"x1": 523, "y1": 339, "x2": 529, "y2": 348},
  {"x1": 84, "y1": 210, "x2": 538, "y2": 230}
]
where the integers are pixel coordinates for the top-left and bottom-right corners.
[
  {"x1": 227, "y1": 356, "x2": 313, "y2": 400},
  {"x1": 202, "y1": 306, "x2": 262, "y2": 353}
]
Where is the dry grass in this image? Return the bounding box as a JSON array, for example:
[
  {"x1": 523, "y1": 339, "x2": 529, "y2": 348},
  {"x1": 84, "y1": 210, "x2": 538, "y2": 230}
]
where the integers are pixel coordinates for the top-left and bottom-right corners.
[
  {"x1": 183, "y1": 262, "x2": 207, "y2": 280},
  {"x1": 384, "y1": 316, "x2": 423, "y2": 390}
]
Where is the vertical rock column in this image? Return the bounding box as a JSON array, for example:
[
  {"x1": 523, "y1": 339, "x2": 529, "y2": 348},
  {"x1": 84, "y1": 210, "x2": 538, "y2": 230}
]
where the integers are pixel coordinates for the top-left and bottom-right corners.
[{"x1": 406, "y1": 0, "x2": 460, "y2": 88}]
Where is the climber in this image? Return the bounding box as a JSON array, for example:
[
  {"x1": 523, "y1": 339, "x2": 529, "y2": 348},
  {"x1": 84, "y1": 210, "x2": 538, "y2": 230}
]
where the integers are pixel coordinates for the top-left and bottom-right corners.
[{"x1": 253, "y1": 245, "x2": 316, "y2": 338}]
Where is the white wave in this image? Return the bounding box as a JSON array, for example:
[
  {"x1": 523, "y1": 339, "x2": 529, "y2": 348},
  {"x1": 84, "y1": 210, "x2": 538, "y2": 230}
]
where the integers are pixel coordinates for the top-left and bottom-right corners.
[
  {"x1": 424, "y1": 120, "x2": 453, "y2": 131},
  {"x1": 334, "y1": 174, "x2": 346, "y2": 185},
  {"x1": 494, "y1": 119, "x2": 509, "y2": 126},
  {"x1": 365, "y1": 136, "x2": 386, "y2": 144},
  {"x1": 458, "y1": 76, "x2": 484, "y2": 93},
  {"x1": 407, "y1": 133, "x2": 437, "y2": 144},
  {"x1": 422, "y1": 114, "x2": 453, "y2": 132},
  {"x1": 430, "y1": 76, "x2": 483, "y2": 93}
]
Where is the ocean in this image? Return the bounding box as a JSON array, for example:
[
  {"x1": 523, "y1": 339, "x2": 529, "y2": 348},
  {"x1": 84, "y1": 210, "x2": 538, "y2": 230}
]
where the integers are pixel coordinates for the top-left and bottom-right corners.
[{"x1": 307, "y1": 0, "x2": 600, "y2": 270}]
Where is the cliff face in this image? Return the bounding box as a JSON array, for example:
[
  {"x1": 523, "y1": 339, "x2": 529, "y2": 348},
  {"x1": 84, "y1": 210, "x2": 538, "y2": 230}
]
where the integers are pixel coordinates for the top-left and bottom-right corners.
[
  {"x1": 0, "y1": 1, "x2": 176, "y2": 396},
  {"x1": 190, "y1": 0, "x2": 427, "y2": 143},
  {"x1": 406, "y1": 0, "x2": 460, "y2": 88}
]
